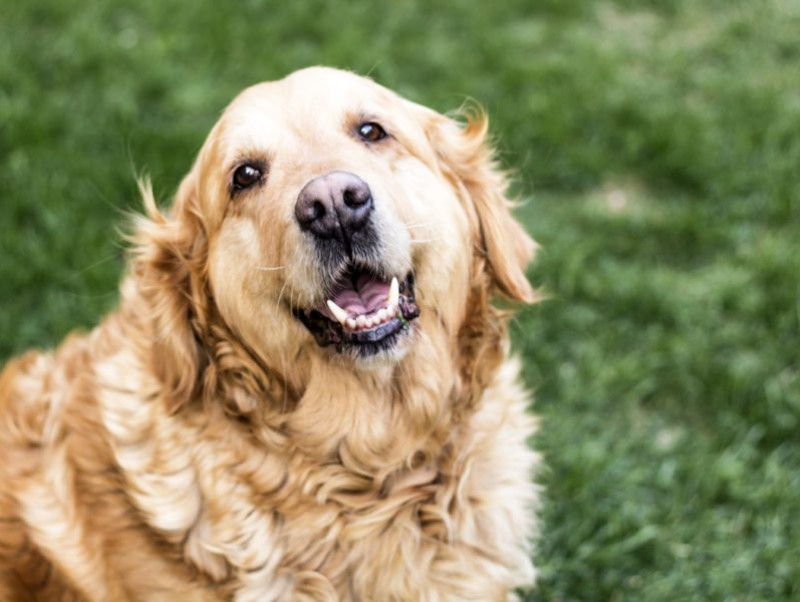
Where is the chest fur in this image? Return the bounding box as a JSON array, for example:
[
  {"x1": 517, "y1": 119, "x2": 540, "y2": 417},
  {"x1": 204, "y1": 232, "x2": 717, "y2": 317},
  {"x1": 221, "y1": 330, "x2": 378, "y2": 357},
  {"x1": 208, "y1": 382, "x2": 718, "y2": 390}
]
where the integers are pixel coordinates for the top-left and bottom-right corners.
[{"x1": 96, "y1": 354, "x2": 537, "y2": 601}]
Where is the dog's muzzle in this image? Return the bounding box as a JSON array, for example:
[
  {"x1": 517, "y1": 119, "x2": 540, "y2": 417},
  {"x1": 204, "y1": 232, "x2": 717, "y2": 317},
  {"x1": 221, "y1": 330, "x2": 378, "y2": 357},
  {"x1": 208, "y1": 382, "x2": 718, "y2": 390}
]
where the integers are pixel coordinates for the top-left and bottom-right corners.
[{"x1": 294, "y1": 172, "x2": 420, "y2": 356}]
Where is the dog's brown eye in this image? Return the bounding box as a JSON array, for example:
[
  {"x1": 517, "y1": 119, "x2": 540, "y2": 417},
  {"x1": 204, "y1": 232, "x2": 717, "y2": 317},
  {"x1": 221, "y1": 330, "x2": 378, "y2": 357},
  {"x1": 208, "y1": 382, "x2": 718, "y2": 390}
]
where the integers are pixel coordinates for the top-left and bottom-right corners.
[
  {"x1": 232, "y1": 164, "x2": 263, "y2": 191},
  {"x1": 357, "y1": 122, "x2": 387, "y2": 143}
]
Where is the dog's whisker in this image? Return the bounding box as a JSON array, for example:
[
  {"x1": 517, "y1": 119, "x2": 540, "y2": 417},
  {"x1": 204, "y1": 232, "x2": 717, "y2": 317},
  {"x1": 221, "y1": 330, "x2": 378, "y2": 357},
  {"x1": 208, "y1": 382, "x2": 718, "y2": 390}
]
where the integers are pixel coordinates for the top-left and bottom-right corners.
[
  {"x1": 379, "y1": 239, "x2": 408, "y2": 254},
  {"x1": 70, "y1": 254, "x2": 121, "y2": 278},
  {"x1": 276, "y1": 279, "x2": 290, "y2": 310},
  {"x1": 405, "y1": 220, "x2": 441, "y2": 230},
  {"x1": 409, "y1": 237, "x2": 443, "y2": 245},
  {"x1": 255, "y1": 265, "x2": 287, "y2": 272},
  {"x1": 64, "y1": 291, "x2": 119, "y2": 301}
]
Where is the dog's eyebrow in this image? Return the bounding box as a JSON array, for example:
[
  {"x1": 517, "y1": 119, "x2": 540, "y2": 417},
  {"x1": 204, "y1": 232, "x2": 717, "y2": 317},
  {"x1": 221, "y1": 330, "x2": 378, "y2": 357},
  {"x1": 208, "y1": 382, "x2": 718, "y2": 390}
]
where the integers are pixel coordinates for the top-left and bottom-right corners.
[
  {"x1": 348, "y1": 109, "x2": 389, "y2": 127},
  {"x1": 227, "y1": 149, "x2": 272, "y2": 173}
]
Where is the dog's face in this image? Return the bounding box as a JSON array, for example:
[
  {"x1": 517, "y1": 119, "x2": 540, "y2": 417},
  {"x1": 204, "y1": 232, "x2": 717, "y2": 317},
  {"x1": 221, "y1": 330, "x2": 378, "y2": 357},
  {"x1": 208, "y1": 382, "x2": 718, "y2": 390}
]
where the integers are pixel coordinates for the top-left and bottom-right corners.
[{"x1": 167, "y1": 67, "x2": 534, "y2": 371}]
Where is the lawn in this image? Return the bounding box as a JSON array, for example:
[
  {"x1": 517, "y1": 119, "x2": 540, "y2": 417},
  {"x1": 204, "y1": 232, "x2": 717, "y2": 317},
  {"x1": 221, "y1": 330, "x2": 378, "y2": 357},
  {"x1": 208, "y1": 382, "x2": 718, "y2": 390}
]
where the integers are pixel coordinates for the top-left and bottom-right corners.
[{"x1": 1, "y1": 0, "x2": 799, "y2": 599}]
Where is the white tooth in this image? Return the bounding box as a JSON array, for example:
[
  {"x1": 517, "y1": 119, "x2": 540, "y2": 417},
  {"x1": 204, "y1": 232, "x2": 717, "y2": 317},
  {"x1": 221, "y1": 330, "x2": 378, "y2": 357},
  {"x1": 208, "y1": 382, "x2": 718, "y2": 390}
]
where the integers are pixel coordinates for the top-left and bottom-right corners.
[
  {"x1": 356, "y1": 315, "x2": 368, "y2": 329},
  {"x1": 327, "y1": 300, "x2": 349, "y2": 325},
  {"x1": 367, "y1": 316, "x2": 378, "y2": 328},
  {"x1": 376, "y1": 308, "x2": 388, "y2": 323},
  {"x1": 388, "y1": 277, "x2": 399, "y2": 307},
  {"x1": 346, "y1": 317, "x2": 357, "y2": 330},
  {"x1": 385, "y1": 303, "x2": 396, "y2": 318}
]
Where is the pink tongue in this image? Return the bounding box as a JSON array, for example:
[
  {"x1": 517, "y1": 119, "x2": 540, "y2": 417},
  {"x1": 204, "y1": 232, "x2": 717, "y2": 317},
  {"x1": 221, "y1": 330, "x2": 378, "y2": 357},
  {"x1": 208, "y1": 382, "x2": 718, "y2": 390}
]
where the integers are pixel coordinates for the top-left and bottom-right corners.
[{"x1": 329, "y1": 274, "x2": 390, "y2": 316}]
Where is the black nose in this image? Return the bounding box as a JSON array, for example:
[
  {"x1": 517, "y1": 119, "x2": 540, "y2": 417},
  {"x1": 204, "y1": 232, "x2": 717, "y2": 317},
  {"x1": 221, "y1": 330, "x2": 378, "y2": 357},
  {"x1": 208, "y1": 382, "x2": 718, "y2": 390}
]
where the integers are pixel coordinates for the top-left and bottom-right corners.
[{"x1": 295, "y1": 171, "x2": 373, "y2": 241}]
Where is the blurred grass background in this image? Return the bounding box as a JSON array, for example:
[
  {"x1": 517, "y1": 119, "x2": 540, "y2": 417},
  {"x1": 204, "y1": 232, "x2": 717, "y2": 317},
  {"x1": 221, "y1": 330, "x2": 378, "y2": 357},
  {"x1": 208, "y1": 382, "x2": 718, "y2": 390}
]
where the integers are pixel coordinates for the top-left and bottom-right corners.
[{"x1": 1, "y1": 0, "x2": 799, "y2": 599}]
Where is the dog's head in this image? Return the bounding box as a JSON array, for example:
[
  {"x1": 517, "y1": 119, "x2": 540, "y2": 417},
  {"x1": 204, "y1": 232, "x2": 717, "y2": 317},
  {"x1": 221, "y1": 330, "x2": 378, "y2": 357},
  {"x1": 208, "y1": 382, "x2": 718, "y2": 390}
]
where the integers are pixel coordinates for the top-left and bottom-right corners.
[{"x1": 133, "y1": 67, "x2": 535, "y2": 411}]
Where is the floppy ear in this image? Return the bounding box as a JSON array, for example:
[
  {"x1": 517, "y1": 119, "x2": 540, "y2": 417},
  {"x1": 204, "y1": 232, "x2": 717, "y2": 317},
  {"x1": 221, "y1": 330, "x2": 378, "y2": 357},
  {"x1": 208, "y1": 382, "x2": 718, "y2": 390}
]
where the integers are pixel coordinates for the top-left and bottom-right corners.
[
  {"x1": 128, "y1": 173, "x2": 209, "y2": 414},
  {"x1": 427, "y1": 108, "x2": 537, "y2": 303}
]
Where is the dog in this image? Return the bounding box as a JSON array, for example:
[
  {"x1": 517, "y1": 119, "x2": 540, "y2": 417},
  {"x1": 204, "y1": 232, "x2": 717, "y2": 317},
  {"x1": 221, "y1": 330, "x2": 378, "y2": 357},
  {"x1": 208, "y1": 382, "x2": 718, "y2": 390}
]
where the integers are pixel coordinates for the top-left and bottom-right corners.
[{"x1": 0, "y1": 66, "x2": 540, "y2": 601}]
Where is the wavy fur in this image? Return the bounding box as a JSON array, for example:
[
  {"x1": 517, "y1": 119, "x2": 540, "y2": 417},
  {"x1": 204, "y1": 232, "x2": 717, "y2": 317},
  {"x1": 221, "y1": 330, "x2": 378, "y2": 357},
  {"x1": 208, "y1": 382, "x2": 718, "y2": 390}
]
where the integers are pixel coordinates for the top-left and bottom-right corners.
[{"x1": 0, "y1": 67, "x2": 540, "y2": 601}]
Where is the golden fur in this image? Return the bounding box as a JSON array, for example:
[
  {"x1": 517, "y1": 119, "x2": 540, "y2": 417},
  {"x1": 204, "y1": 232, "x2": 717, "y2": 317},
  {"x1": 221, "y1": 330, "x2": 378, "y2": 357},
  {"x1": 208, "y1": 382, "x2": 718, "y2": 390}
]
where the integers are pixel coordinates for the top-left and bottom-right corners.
[{"x1": 0, "y1": 67, "x2": 540, "y2": 601}]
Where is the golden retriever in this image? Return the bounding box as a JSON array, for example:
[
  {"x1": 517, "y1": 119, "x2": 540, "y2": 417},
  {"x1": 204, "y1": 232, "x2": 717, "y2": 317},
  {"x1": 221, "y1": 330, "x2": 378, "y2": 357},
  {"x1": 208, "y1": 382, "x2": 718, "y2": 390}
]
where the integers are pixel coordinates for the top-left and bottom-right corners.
[{"x1": 0, "y1": 67, "x2": 540, "y2": 601}]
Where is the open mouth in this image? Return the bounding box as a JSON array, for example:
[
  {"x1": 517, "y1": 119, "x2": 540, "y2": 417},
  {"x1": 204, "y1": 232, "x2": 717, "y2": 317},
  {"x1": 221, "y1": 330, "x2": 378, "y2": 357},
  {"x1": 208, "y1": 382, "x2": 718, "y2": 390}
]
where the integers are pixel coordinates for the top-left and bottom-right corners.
[{"x1": 297, "y1": 266, "x2": 420, "y2": 357}]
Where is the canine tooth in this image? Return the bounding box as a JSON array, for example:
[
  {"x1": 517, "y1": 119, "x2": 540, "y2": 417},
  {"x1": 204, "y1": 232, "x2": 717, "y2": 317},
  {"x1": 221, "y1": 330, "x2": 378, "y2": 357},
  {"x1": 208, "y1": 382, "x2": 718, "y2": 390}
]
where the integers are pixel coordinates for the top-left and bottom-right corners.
[
  {"x1": 385, "y1": 303, "x2": 396, "y2": 318},
  {"x1": 326, "y1": 300, "x2": 349, "y2": 325},
  {"x1": 388, "y1": 277, "x2": 399, "y2": 307}
]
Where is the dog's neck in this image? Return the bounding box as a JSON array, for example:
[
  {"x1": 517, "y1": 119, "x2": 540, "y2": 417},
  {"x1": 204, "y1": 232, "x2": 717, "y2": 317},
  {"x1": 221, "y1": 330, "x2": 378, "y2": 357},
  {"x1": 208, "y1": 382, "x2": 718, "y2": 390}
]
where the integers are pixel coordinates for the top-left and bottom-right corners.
[
  {"x1": 254, "y1": 321, "x2": 505, "y2": 484},
  {"x1": 281, "y1": 328, "x2": 458, "y2": 473}
]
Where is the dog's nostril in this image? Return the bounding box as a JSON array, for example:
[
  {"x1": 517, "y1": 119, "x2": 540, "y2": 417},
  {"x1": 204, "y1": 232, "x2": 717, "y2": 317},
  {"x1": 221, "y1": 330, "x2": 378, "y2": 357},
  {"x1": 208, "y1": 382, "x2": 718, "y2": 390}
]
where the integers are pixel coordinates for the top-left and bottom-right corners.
[
  {"x1": 343, "y1": 186, "x2": 370, "y2": 209},
  {"x1": 309, "y1": 200, "x2": 325, "y2": 220},
  {"x1": 296, "y1": 198, "x2": 324, "y2": 225}
]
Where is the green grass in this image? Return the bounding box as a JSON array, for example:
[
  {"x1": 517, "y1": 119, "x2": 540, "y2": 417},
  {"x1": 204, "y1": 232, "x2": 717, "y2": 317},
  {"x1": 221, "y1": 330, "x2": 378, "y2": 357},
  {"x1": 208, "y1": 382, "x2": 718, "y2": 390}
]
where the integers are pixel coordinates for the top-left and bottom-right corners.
[{"x1": 1, "y1": 0, "x2": 799, "y2": 599}]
